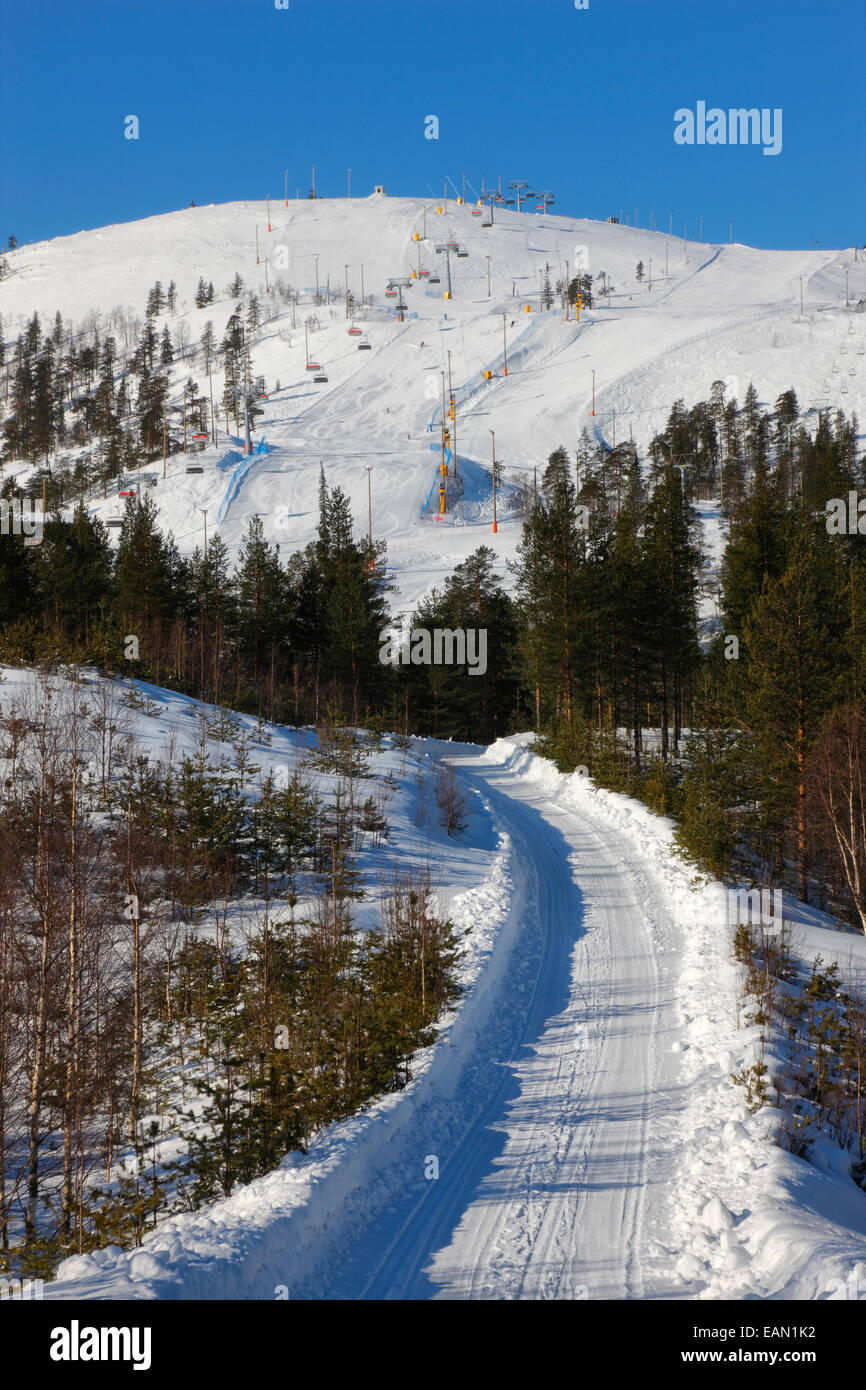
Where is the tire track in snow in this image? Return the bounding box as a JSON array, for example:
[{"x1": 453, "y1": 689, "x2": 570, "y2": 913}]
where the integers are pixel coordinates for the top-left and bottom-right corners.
[{"x1": 340, "y1": 745, "x2": 678, "y2": 1299}]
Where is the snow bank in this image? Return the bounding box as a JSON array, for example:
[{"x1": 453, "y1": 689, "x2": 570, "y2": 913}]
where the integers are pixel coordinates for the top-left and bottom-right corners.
[
  {"x1": 48, "y1": 779, "x2": 526, "y2": 1300},
  {"x1": 483, "y1": 737, "x2": 866, "y2": 1299}
]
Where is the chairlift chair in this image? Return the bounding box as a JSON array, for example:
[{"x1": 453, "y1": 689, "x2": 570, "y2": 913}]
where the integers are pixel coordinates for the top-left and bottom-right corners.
[{"x1": 313, "y1": 375, "x2": 328, "y2": 383}]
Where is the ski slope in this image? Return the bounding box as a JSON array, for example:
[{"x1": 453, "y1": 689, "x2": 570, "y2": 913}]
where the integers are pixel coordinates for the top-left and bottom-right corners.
[
  {"x1": 3, "y1": 194, "x2": 865, "y2": 614},
  {"x1": 6, "y1": 198, "x2": 866, "y2": 1300},
  {"x1": 46, "y1": 722, "x2": 866, "y2": 1302}
]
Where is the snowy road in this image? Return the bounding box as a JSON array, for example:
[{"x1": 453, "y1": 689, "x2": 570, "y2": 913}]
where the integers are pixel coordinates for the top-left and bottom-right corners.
[
  {"x1": 45, "y1": 731, "x2": 866, "y2": 1301},
  {"x1": 323, "y1": 742, "x2": 683, "y2": 1300}
]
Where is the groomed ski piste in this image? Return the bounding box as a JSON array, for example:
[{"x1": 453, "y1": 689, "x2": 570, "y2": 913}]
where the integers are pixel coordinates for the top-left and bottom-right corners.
[
  {"x1": 4, "y1": 195, "x2": 866, "y2": 1300},
  {"x1": 3, "y1": 192, "x2": 866, "y2": 617}
]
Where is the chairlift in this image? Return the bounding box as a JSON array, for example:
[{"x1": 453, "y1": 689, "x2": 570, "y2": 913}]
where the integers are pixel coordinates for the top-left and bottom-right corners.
[
  {"x1": 848, "y1": 323, "x2": 856, "y2": 335},
  {"x1": 456, "y1": 250, "x2": 468, "y2": 258},
  {"x1": 105, "y1": 518, "x2": 123, "y2": 528},
  {"x1": 192, "y1": 432, "x2": 208, "y2": 440},
  {"x1": 842, "y1": 382, "x2": 849, "y2": 393},
  {"x1": 306, "y1": 362, "x2": 321, "y2": 371},
  {"x1": 840, "y1": 343, "x2": 848, "y2": 354},
  {"x1": 849, "y1": 366, "x2": 856, "y2": 375},
  {"x1": 385, "y1": 289, "x2": 398, "y2": 298},
  {"x1": 313, "y1": 374, "x2": 328, "y2": 383},
  {"x1": 832, "y1": 362, "x2": 840, "y2": 372},
  {"x1": 447, "y1": 241, "x2": 459, "y2": 249},
  {"x1": 348, "y1": 326, "x2": 362, "y2": 335},
  {"x1": 471, "y1": 209, "x2": 482, "y2": 217},
  {"x1": 419, "y1": 269, "x2": 430, "y2": 277},
  {"x1": 185, "y1": 465, "x2": 204, "y2": 474},
  {"x1": 429, "y1": 275, "x2": 440, "y2": 283},
  {"x1": 118, "y1": 488, "x2": 137, "y2": 497},
  {"x1": 858, "y1": 342, "x2": 865, "y2": 354},
  {"x1": 358, "y1": 342, "x2": 372, "y2": 350}
]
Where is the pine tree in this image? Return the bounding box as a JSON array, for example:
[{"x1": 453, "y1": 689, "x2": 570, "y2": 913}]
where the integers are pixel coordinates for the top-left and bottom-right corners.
[
  {"x1": 233, "y1": 516, "x2": 285, "y2": 694},
  {"x1": 114, "y1": 493, "x2": 176, "y2": 635},
  {"x1": 145, "y1": 282, "x2": 164, "y2": 319},
  {"x1": 719, "y1": 457, "x2": 786, "y2": 635},
  {"x1": 515, "y1": 447, "x2": 585, "y2": 733},
  {"x1": 742, "y1": 503, "x2": 838, "y2": 899},
  {"x1": 34, "y1": 504, "x2": 111, "y2": 639},
  {"x1": 200, "y1": 321, "x2": 216, "y2": 372},
  {"x1": 641, "y1": 463, "x2": 701, "y2": 756},
  {"x1": 316, "y1": 476, "x2": 390, "y2": 724}
]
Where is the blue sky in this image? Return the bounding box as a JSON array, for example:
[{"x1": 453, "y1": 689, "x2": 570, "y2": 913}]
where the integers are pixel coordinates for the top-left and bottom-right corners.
[{"x1": 1, "y1": 0, "x2": 862, "y2": 251}]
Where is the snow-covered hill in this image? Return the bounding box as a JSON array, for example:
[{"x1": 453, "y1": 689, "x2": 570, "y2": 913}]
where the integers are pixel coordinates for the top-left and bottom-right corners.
[{"x1": 3, "y1": 193, "x2": 865, "y2": 613}]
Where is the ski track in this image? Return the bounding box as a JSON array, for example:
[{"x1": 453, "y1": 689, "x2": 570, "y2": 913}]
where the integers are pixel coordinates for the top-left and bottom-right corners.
[{"x1": 314, "y1": 745, "x2": 680, "y2": 1300}]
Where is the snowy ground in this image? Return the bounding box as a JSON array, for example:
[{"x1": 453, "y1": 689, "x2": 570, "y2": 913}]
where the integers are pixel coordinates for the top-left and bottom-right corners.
[
  {"x1": 5, "y1": 197, "x2": 866, "y2": 1299},
  {"x1": 42, "y1": 721, "x2": 866, "y2": 1301},
  {"x1": 3, "y1": 194, "x2": 865, "y2": 615}
]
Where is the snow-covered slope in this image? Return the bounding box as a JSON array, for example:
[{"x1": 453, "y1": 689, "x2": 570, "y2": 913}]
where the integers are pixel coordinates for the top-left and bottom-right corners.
[
  {"x1": 45, "y1": 728, "x2": 866, "y2": 1301},
  {"x1": 3, "y1": 194, "x2": 865, "y2": 613}
]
